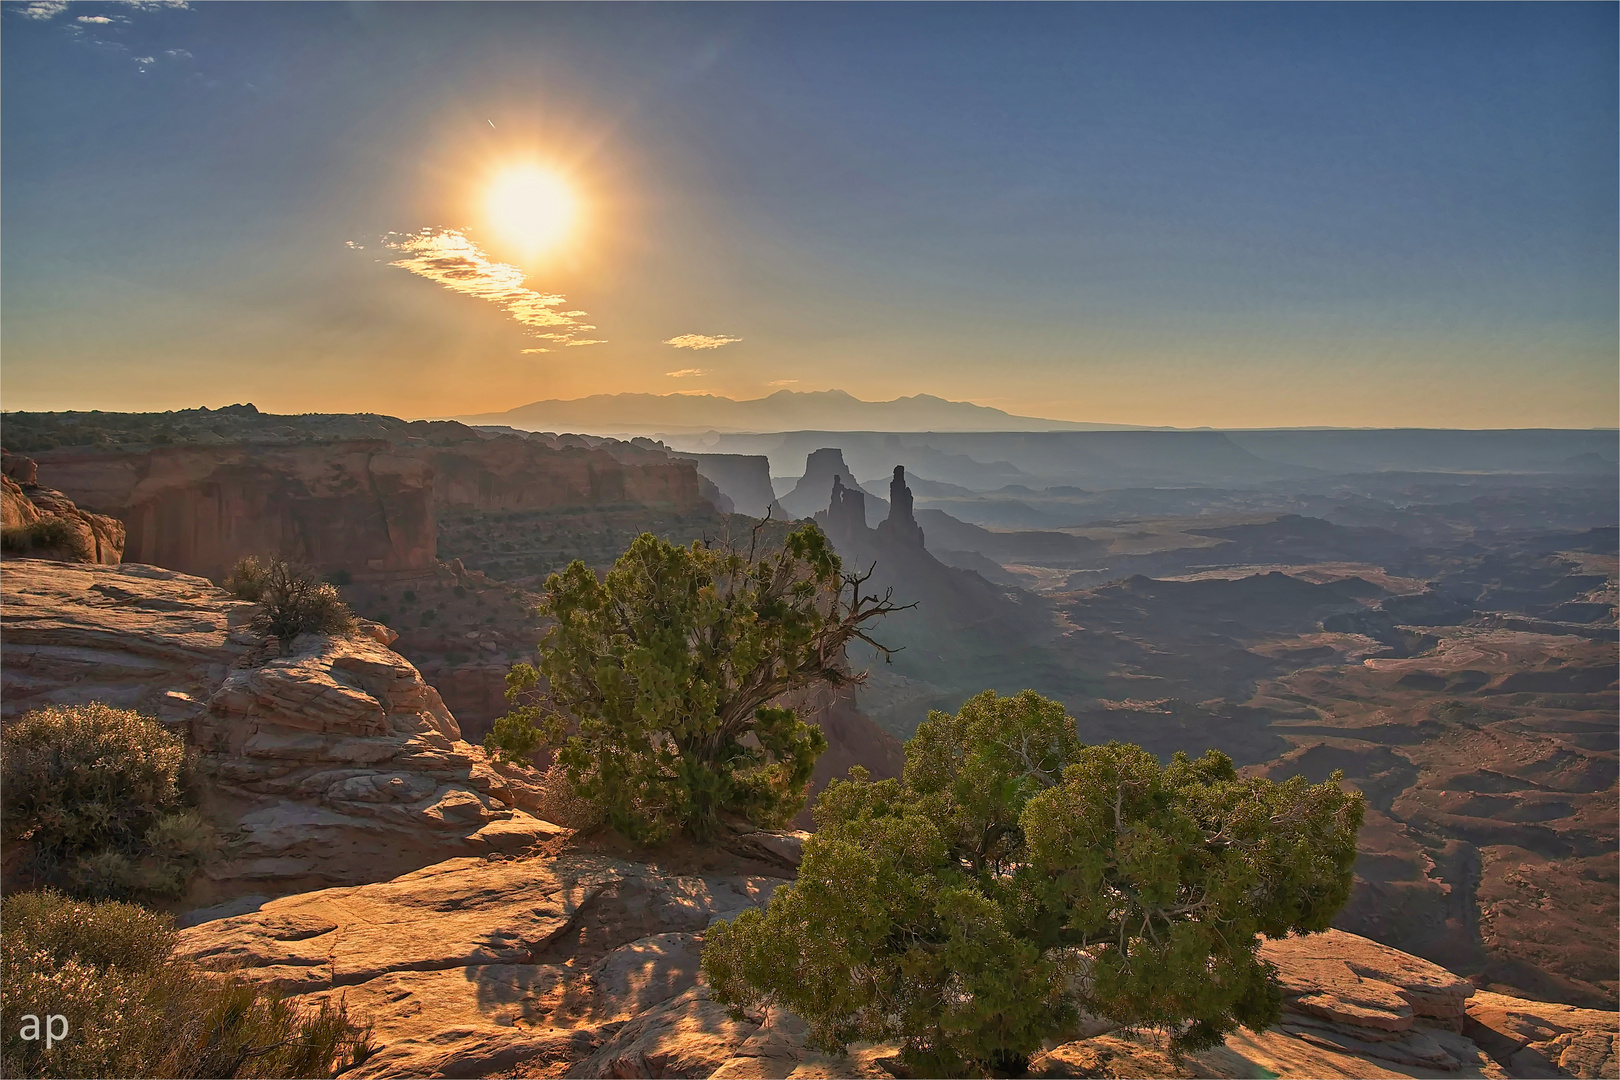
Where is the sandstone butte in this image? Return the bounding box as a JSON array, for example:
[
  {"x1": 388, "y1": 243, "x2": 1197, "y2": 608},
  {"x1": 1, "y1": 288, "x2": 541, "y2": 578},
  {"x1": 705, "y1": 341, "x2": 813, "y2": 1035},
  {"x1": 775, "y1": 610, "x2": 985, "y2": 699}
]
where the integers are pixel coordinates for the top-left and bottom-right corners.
[{"x1": 1, "y1": 558, "x2": 1615, "y2": 1080}]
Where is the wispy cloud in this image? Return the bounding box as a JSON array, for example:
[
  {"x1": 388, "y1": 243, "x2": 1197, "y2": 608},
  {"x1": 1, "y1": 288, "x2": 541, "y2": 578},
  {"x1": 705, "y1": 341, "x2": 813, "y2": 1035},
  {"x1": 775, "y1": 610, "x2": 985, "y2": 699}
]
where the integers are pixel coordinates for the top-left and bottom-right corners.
[
  {"x1": 521, "y1": 348, "x2": 550, "y2": 354},
  {"x1": 15, "y1": 1, "x2": 70, "y2": 19},
  {"x1": 665, "y1": 368, "x2": 708, "y2": 378},
  {"x1": 766, "y1": 379, "x2": 799, "y2": 387},
  {"x1": 376, "y1": 228, "x2": 602, "y2": 347},
  {"x1": 664, "y1": 333, "x2": 741, "y2": 350},
  {"x1": 15, "y1": 0, "x2": 185, "y2": 19}
]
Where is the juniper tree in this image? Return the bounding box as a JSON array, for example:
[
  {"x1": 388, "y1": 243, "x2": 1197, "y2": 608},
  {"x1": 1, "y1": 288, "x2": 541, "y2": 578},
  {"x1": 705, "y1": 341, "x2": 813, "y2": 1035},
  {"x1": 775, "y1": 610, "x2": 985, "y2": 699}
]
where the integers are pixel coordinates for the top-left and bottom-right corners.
[
  {"x1": 703, "y1": 689, "x2": 1365, "y2": 1077},
  {"x1": 486, "y1": 523, "x2": 905, "y2": 843}
]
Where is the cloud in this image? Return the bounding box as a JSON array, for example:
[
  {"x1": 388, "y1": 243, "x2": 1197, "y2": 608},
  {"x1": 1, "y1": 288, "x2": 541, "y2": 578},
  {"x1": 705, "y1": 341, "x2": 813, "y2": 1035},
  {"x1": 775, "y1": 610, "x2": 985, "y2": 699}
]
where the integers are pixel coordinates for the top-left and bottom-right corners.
[
  {"x1": 15, "y1": 1, "x2": 70, "y2": 19},
  {"x1": 15, "y1": 0, "x2": 185, "y2": 19},
  {"x1": 376, "y1": 227, "x2": 603, "y2": 347},
  {"x1": 521, "y1": 348, "x2": 550, "y2": 354},
  {"x1": 766, "y1": 379, "x2": 799, "y2": 386},
  {"x1": 134, "y1": 54, "x2": 155, "y2": 67},
  {"x1": 664, "y1": 333, "x2": 741, "y2": 350},
  {"x1": 665, "y1": 369, "x2": 708, "y2": 378},
  {"x1": 164, "y1": 47, "x2": 191, "y2": 57}
]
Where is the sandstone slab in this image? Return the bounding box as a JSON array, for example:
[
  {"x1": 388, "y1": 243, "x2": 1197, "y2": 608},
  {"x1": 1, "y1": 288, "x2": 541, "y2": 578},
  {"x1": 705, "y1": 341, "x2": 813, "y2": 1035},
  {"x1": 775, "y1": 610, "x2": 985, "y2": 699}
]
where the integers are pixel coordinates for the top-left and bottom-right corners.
[
  {"x1": 0, "y1": 560, "x2": 566, "y2": 897},
  {"x1": 1263, "y1": 928, "x2": 1476, "y2": 1032},
  {"x1": 175, "y1": 852, "x2": 791, "y2": 1080},
  {"x1": 1465, "y1": 990, "x2": 1618, "y2": 1079}
]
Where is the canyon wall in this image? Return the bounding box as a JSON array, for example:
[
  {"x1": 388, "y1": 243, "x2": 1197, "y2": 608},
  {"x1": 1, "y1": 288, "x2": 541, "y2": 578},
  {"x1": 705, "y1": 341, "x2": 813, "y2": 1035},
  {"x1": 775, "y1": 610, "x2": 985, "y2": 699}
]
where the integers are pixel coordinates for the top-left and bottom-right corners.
[
  {"x1": 673, "y1": 451, "x2": 782, "y2": 519},
  {"x1": 28, "y1": 435, "x2": 713, "y2": 583},
  {"x1": 429, "y1": 437, "x2": 707, "y2": 514},
  {"x1": 30, "y1": 442, "x2": 436, "y2": 581}
]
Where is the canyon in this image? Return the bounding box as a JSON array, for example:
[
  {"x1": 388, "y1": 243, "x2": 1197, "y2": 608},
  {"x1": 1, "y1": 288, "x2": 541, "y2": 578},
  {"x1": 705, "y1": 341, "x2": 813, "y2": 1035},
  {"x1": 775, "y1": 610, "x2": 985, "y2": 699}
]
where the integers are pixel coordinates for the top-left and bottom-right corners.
[
  {"x1": 4, "y1": 405, "x2": 1615, "y2": 1032},
  {"x1": 2, "y1": 555, "x2": 1612, "y2": 1080}
]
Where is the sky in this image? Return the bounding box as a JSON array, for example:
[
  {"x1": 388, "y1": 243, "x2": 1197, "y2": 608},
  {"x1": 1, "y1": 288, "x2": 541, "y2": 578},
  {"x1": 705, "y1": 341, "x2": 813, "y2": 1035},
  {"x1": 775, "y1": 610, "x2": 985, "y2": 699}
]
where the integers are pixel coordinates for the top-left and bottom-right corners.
[{"x1": 2, "y1": 1, "x2": 1616, "y2": 428}]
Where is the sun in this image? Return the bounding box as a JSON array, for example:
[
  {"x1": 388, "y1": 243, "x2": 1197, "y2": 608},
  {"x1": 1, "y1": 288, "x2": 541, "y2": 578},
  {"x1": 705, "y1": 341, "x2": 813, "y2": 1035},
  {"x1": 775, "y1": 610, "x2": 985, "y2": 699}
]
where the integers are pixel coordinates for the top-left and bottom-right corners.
[{"x1": 484, "y1": 165, "x2": 576, "y2": 255}]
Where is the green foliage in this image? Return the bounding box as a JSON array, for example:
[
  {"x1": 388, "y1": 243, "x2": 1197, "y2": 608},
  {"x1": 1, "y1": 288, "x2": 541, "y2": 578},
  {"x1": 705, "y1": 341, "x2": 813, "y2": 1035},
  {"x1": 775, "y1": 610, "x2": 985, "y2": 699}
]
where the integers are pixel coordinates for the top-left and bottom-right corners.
[
  {"x1": 485, "y1": 524, "x2": 903, "y2": 843},
  {"x1": 703, "y1": 689, "x2": 1366, "y2": 1077},
  {"x1": 240, "y1": 557, "x2": 358, "y2": 651},
  {"x1": 1, "y1": 704, "x2": 218, "y2": 901},
  {"x1": 1, "y1": 518, "x2": 90, "y2": 560},
  {"x1": 1, "y1": 890, "x2": 374, "y2": 1079}
]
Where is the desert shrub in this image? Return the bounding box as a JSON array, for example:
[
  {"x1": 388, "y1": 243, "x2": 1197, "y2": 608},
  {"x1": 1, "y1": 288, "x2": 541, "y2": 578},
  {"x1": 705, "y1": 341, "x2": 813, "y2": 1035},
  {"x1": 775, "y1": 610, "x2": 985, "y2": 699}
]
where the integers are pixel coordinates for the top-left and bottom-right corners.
[
  {"x1": 418, "y1": 608, "x2": 436, "y2": 626},
  {"x1": 1, "y1": 704, "x2": 217, "y2": 900},
  {"x1": 703, "y1": 689, "x2": 1366, "y2": 1077},
  {"x1": 1, "y1": 518, "x2": 90, "y2": 561},
  {"x1": 1, "y1": 890, "x2": 373, "y2": 1079},
  {"x1": 224, "y1": 554, "x2": 269, "y2": 600},
  {"x1": 246, "y1": 558, "x2": 357, "y2": 651},
  {"x1": 324, "y1": 568, "x2": 352, "y2": 587},
  {"x1": 486, "y1": 524, "x2": 904, "y2": 843}
]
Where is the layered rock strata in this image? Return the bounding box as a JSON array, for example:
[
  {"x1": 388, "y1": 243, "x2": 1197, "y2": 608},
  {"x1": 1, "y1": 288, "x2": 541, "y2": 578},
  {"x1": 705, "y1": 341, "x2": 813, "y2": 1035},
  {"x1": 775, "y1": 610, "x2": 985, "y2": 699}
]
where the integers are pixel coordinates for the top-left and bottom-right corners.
[
  {"x1": 26, "y1": 432, "x2": 712, "y2": 583},
  {"x1": 27, "y1": 442, "x2": 437, "y2": 580},
  {"x1": 175, "y1": 851, "x2": 1620, "y2": 1080},
  {"x1": 1, "y1": 454, "x2": 124, "y2": 563},
  {"x1": 0, "y1": 559, "x2": 563, "y2": 898}
]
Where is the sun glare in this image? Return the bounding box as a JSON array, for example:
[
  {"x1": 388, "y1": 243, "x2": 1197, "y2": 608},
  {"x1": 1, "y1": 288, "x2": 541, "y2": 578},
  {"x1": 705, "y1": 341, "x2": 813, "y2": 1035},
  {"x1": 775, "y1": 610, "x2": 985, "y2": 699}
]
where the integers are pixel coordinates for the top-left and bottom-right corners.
[{"x1": 485, "y1": 166, "x2": 576, "y2": 255}]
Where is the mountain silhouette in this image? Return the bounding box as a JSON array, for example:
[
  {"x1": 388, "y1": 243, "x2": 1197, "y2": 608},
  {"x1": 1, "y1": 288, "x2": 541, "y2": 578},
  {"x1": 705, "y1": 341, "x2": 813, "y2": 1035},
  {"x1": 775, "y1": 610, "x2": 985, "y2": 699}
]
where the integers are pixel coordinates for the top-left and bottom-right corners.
[{"x1": 446, "y1": 389, "x2": 1154, "y2": 435}]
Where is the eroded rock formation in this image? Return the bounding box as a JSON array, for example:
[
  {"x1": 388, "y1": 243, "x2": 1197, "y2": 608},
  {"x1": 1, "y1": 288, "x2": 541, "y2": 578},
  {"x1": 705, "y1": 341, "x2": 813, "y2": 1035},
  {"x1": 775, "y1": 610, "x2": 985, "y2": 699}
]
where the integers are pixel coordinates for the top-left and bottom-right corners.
[
  {"x1": 0, "y1": 559, "x2": 565, "y2": 899},
  {"x1": 779, "y1": 448, "x2": 885, "y2": 523},
  {"x1": 875, "y1": 464, "x2": 925, "y2": 548},
  {"x1": 1, "y1": 454, "x2": 124, "y2": 563}
]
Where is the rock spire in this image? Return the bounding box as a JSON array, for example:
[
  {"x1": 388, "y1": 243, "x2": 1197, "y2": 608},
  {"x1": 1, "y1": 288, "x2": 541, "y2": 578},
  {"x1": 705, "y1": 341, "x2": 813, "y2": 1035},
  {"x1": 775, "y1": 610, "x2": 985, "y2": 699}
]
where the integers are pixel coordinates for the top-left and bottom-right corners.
[{"x1": 877, "y1": 465, "x2": 925, "y2": 548}]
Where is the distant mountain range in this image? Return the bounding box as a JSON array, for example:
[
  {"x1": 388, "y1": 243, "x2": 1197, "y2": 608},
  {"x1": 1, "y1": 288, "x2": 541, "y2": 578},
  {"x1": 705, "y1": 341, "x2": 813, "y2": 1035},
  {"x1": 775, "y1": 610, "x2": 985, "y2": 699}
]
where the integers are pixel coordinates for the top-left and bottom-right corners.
[{"x1": 445, "y1": 390, "x2": 1155, "y2": 435}]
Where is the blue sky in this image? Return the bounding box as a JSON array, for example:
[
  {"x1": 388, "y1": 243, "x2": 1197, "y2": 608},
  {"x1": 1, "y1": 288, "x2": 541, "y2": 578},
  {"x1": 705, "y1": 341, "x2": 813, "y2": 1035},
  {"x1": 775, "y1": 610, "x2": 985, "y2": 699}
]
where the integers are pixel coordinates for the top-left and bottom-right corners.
[{"x1": 3, "y1": 2, "x2": 1615, "y2": 426}]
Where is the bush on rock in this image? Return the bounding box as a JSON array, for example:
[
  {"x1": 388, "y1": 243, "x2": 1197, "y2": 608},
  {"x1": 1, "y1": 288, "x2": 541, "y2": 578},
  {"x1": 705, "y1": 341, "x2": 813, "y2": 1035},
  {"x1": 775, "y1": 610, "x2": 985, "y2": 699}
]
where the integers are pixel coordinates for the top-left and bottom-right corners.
[
  {"x1": 703, "y1": 689, "x2": 1366, "y2": 1077},
  {"x1": 0, "y1": 890, "x2": 372, "y2": 1079},
  {"x1": 228, "y1": 555, "x2": 357, "y2": 650},
  {"x1": 1, "y1": 703, "x2": 217, "y2": 900}
]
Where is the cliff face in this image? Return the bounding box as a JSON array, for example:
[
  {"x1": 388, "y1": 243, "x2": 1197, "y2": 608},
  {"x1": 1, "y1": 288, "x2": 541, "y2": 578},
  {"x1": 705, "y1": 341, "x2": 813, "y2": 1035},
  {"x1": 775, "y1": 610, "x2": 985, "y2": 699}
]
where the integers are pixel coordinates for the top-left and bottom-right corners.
[
  {"x1": 674, "y1": 452, "x2": 782, "y2": 519},
  {"x1": 30, "y1": 442, "x2": 436, "y2": 581},
  {"x1": 428, "y1": 436, "x2": 707, "y2": 514},
  {"x1": 1, "y1": 455, "x2": 125, "y2": 564},
  {"x1": 26, "y1": 435, "x2": 713, "y2": 583}
]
